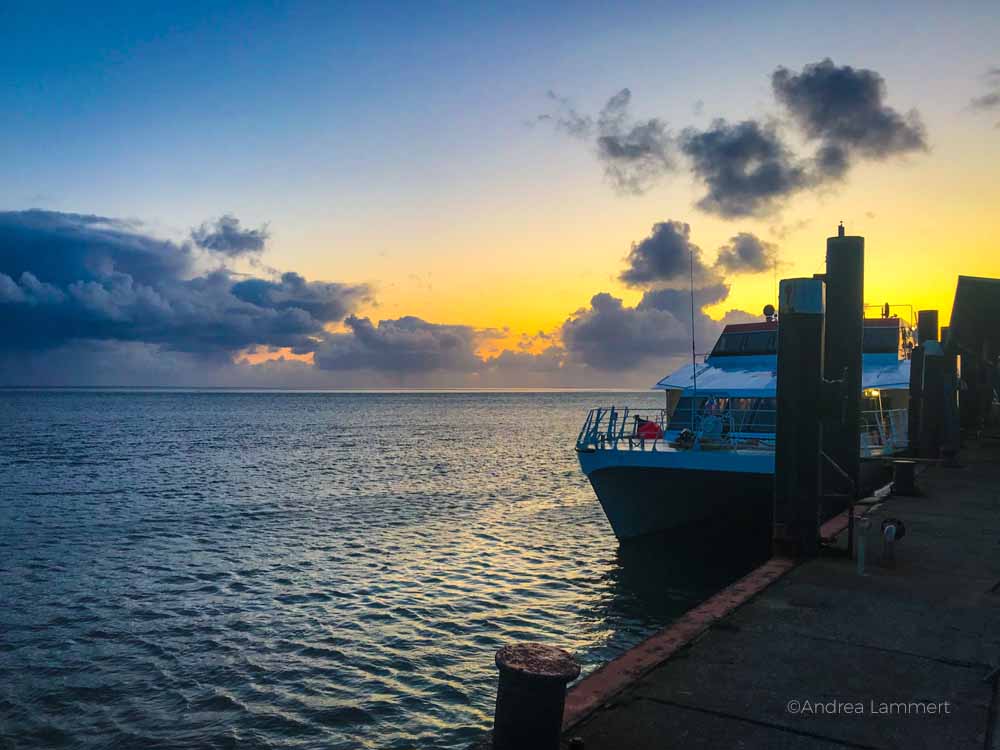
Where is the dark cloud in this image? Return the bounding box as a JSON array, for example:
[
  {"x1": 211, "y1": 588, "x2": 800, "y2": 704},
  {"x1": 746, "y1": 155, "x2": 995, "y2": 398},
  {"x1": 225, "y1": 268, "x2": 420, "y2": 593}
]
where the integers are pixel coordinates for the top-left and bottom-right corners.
[
  {"x1": 679, "y1": 119, "x2": 810, "y2": 217},
  {"x1": 0, "y1": 210, "x2": 369, "y2": 357},
  {"x1": 543, "y1": 89, "x2": 674, "y2": 194},
  {"x1": 314, "y1": 316, "x2": 488, "y2": 373},
  {"x1": 231, "y1": 272, "x2": 363, "y2": 322},
  {"x1": 769, "y1": 218, "x2": 812, "y2": 240},
  {"x1": 970, "y1": 92, "x2": 1000, "y2": 111},
  {"x1": 0, "y1": 209, "x2": 764, "y2": 387},
  {"x1": 0, "y1": 209, "x2": 191, "y2": 287},
  {"x1": 772, "y1": 58, "x2": 927, "y2": 170},
  {"x1": 619, "y1": 220, "x2": 716, "y2": 286},
  {"x1": 191, "y1": 214, "x2": 269, "y2": 256},
  {"x1": 714, "y1": 232, "x2": 777, "y2": 274},
  {"x1": 550, "y1": 62, "x2": 925, "y2": 216},
  {"x1": 968, "y1": 67, "x2": 1000, "y2": 127},
  {"x1": 560, "y1": 284, "x2": 736, "y2": 370},
  {"x1": 483, "y1": 346, "x2": 565, "y2": 374},
  {"x1": 542, "y1": 91, "x2": 593, "y2": 137}
]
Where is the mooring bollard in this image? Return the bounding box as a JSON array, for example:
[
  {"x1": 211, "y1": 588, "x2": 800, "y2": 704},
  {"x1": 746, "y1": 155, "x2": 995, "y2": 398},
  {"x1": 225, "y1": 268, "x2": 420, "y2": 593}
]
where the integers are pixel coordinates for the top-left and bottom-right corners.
[
  {"x1": 492, "y1": 643, "x2": 580, "y2": 750},
  {"x1": 880, "y1": 518, "x2": 906, "y2": 568},
  {"x1": 893, "y1": 460, "x2": 917, "y2": 496},
  {"x1": 856, "y1": 517, "x2": 870, "y2": 576}
]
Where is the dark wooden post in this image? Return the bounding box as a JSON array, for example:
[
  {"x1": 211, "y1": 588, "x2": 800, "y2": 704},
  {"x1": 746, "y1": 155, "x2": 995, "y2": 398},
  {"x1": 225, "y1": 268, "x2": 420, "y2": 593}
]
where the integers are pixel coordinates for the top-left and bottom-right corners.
[
  {"x1": 940, "y1": 326, "x2": 961, "y2": 463},
  {"x1": 917, "y1": 309, "x2": 939, "y2": 345},
  {"x1": 919, "y1": 340, "x2": 946, "y2": 458},
  {"x1": 822, "y1": 226, "x2": 864, "y2": 510},
  {"x1": 773, "y1": 277, "x2": 826, "y2": 558},
  {"x1": 908, "y1": 345, "x2": 924, "y2": 452}
]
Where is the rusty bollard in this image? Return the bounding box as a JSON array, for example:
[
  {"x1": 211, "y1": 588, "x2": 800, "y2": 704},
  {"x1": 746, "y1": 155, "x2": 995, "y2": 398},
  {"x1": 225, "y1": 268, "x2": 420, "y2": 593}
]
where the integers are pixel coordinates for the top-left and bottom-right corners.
[
  {"x1": 492, "y1": 643, "x2": 580, "y2": 750},
  {"x1": 893, "y1": 460, "x2": 917, "y2": 496}
]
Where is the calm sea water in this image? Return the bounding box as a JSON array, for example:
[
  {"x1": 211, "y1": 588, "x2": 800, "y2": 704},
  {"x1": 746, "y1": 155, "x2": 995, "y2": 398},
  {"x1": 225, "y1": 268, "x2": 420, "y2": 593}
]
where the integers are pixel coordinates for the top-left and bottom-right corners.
[{"x1": 0, "y1": 391, "x2": 769, "y2": 749}]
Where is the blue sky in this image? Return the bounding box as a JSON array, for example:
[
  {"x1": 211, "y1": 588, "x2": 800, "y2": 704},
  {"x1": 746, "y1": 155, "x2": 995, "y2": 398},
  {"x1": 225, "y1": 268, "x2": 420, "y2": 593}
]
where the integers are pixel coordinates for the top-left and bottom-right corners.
[
  {"x1": 5, "y1": 1, "x2": 994, "y2": 225},
  {"x1": 1, "y1": 1, "x2": 998, "y2": 386}
]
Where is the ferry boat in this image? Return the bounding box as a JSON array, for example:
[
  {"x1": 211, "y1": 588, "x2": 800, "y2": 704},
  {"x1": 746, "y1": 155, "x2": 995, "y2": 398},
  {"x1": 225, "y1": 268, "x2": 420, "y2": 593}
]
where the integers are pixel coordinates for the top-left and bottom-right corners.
[{"x1": 576, "y1": 314, "x2": 913, "y2": 539}]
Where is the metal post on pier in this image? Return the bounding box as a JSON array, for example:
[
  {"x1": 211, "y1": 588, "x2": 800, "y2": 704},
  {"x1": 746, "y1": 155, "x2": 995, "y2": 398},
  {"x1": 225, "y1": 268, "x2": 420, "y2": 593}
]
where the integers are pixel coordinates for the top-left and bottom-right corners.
[
  {"x1": 908, "y1": 344, "x2": 924, "y2": 452},
  {"x1": 940, "y1": 326, "x2": 961, "y2": 465},
  {"x1": 773, "y1": 277, "x2": 826, "y2": 558},
  {"x1": 913, "y1": 310, "x2": 943, "y2": 458},
  {"x1": 917, "y1": 309, "x2": 939, "y2": 346},
  {"x1": 491, "y1": 643, "x2": 580, "y2": 750},
  {"x1": 919, "y1": 339, "x2": 946, "y2": 459},
  {"x1": 822, "y1": 225, "x2": 864, "y2": 516}
]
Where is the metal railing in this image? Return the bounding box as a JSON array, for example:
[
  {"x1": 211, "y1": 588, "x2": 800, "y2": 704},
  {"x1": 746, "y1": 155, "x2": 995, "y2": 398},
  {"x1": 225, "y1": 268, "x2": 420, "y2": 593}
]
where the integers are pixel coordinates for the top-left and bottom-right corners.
[
  {"x1": 575, "y1": 405, "x2": 776, "y2": 453},
  {"x1": 575, "y1": 406, "x2": 671, "y2": 451},
  {"x1": 860, "y1": 408, "x2": 909, "y2": 456},
  {"x1": 577, "y1": 405, "x2": 909, "y2": 456}
]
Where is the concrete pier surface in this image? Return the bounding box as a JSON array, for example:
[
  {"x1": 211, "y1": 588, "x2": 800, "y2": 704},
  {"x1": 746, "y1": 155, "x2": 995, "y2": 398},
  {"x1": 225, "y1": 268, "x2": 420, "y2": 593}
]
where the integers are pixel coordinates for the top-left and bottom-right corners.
[{"x1": 562, "y1": 439, "x2": 1000, "y2": 749}]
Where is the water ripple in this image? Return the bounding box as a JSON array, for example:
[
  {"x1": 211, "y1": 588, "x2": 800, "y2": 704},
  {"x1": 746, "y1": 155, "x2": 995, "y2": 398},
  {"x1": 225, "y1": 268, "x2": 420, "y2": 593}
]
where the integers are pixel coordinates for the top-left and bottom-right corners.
[{"x1": 0, "y1": 390, "x2": 768, "y2": 748}]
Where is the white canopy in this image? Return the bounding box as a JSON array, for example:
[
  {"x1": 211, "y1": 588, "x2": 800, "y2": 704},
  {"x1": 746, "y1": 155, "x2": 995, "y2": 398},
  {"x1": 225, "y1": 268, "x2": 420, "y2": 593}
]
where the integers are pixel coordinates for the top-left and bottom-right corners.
[{"x1": 653, "y1": 353, "x2": 910, "y2": 395}]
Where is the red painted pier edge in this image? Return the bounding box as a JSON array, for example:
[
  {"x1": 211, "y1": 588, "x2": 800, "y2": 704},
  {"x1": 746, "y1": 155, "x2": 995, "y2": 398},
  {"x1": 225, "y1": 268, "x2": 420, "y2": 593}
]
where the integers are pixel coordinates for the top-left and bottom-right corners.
[{"x1": 561, "y1": 555, "x2": 798, "y2": 731}]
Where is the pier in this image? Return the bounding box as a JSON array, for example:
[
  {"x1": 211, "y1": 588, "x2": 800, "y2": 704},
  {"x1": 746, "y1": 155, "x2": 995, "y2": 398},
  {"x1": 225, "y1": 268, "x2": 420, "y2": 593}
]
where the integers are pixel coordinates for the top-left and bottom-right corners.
[
  {"x1": 480, "y1": 267, "x2": 1000, "y2": 749},
  {"x1": 561, "y1": 439, "x2": 1000, "y2": 749},
  {"x1": 552, "y1": 271, "x2": 1000, "y2": 749}
]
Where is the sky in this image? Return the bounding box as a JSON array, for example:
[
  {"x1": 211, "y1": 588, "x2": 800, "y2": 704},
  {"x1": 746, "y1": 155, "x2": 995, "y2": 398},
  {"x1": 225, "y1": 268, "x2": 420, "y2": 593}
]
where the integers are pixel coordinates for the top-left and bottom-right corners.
[{"x1": 1, "y1": 0, "x2": 998, "y2": 387}]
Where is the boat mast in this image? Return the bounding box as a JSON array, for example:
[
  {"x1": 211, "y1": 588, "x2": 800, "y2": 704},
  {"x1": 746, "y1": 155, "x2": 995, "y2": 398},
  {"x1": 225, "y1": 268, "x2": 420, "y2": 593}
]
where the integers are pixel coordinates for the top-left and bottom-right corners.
[{"x1": 690, "y1": 243, "x2": 698, "y2": 430}]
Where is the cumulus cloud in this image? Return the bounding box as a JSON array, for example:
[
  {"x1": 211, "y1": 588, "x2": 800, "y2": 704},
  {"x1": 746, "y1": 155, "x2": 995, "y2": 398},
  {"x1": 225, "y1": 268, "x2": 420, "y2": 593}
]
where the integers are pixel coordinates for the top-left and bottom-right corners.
[
  {"x1": 714, "y1": 232, "x2": 777, "y2": 273},
  {"x1": 191, "y1": 214, "x2": 270, "y2": 256},
  {"x1": 314, "y1": 316, "x2": 490, "y2": 373},
  {"x1": 619, "y1": 220, "x2": 717, "y2": 287},
  {"x1": 484, "y1": 346, "x2": 565, "y2": 374},
  {"x1": 0, "y1": 210, "x2": 763, "y2": 387},
  {"x1": 542, "y1": 89, "x2": 674, "y2": 194},
  {"x1": 0, "y1": 210, "x2": 369, "y2": 357},
  {"x1": 231, "y1": 272, "x2": 364, "y2": 322},
  {"x1": 560, "y1": 284, "x2": 733, "y2": 371},
  {"x1": 0, "y1": 209, "x2": 191, "y2": 287},
  {"x1": 679, "y1": 119, "x2": 811, "y2": 218},
  {"x1": 772, "y1": 58, "x2": 927, "y2": 174}
]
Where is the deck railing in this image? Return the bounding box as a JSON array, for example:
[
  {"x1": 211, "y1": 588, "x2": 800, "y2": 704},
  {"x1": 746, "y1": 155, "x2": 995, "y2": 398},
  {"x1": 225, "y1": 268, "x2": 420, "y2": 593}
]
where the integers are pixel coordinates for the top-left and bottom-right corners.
[
  {"x1": 577, "y1": 405, "x2": 909, "y2": 456},
  {"x1": 861, "y1": 408, "x2": 909, "y2": 456}
]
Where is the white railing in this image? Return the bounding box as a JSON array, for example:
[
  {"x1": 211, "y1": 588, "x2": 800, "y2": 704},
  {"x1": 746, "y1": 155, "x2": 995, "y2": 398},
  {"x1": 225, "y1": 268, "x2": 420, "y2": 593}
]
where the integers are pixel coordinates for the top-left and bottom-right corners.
[
  {"x1": 577, "y1": 405, "x2": 909, "y2": 457},
  {"x1": 861, "y1": 408, "x2": 909, "y2": 457}
]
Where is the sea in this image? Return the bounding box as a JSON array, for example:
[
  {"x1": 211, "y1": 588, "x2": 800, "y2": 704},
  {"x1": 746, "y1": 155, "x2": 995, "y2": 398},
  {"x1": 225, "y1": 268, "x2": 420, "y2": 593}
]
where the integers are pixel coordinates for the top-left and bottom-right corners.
[{"x1": 0, "y1": 390, "x2": 770, "y2": 749}]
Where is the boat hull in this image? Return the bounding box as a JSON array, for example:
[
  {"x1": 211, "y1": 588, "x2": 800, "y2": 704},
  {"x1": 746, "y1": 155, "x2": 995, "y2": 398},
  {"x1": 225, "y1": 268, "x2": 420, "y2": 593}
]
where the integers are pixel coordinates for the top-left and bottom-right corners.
[
  {"x1": 578, "y1": 448, "x2": 774, "y2": 539},
  {"x1": 579, "y1": 449, "x2": 894, "y2": 540}
]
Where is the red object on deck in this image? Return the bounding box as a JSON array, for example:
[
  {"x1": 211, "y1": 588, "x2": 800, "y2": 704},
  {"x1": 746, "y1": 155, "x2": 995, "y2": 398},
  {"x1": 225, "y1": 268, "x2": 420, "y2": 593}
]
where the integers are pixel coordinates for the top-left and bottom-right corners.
[{"x1": 636, "y1": 420, "x2": 663, "y2": 440}]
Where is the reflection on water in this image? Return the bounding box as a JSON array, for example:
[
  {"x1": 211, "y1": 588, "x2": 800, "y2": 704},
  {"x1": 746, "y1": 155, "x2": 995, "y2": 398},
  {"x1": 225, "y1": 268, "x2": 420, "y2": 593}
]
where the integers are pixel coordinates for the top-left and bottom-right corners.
[
  {"x1": 0, "y1": 390, "x2": 771, "y2": 749},
  {"x1": 608, "y1": 514, "x2": 772, "y2": 625}
]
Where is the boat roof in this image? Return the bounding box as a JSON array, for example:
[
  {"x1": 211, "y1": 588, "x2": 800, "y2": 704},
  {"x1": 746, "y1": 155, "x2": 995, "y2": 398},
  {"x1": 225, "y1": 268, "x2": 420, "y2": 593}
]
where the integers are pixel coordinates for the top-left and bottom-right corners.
[{"x1": 653, "y1": 353, "x2": 910, "y2": 395}]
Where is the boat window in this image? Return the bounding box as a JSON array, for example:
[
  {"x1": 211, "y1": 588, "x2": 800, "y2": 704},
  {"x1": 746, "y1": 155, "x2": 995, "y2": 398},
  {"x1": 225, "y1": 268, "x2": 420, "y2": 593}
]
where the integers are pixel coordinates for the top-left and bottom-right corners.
[
  {"x1": 863, "y1": 326, "x2": 900, "y2": 353},
  {"x1": 669, "y1": 396, "x2": 706, "y2": 429},
  {"x1": 669, "y1": 396, "x2": 776, "y2": 433},
  {"x1": 711, "y1": 330, "x2": 777, "y2": 356},
  {"x1": 747, "y1": 398, "x2": 776, "y2": 433}
]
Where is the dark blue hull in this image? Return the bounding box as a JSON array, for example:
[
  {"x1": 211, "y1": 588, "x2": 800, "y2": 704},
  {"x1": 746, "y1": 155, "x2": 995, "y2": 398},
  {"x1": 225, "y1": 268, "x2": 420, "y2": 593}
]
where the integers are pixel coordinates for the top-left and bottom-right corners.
[
  {"x1": 587, "y1": 461, "x2": 893, "y2": 540},
  {"x1": 586, "y1": 466, "x2": 773, "y2": 539}
]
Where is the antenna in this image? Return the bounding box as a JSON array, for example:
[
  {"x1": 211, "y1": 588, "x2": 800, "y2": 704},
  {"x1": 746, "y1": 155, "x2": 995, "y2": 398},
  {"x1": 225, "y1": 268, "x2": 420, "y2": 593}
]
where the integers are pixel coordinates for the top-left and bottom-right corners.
[
  {"x1": 838, "y1": 221, "x2": 845, "y2": 238},
  {"x1": 690, "y1": 243, "x2": 698, "y2": 430}
]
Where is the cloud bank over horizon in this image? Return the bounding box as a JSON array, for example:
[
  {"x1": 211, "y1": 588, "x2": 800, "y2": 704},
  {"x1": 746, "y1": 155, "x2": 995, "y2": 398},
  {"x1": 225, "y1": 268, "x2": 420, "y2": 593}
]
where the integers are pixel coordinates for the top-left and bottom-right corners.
[{"x1": 0, "y1": 210, "x2": 769, "y2": 388}]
